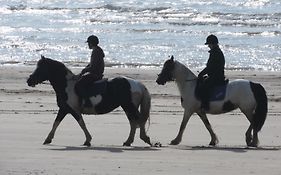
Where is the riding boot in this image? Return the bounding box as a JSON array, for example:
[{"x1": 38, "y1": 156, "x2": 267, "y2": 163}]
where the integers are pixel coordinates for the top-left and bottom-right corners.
[{"x1": 200, "y1": 89, "x2": 210, "y2": 111}]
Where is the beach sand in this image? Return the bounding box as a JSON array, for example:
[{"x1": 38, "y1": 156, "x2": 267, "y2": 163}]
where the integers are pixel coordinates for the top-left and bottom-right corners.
[{"x1": 0, "y1": 66, "x2": 280, "y2": 175}]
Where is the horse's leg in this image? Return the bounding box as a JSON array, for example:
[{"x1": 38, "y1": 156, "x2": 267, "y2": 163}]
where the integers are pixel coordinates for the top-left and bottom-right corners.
[
  {"x1": 245, "y1": 124, "x2": 253, "y2": 146},
  {"x1": 139, "y1": 123, "x2": 152, "y2": 146},
  {"x1": 123, "y1": 121, "x2": 137, "y2": 146},
  {"x1": 44, "y1": 108, "x2": 67, "y2": 144},
  {"x1": 122, "y1": 103, "x2": 140, "y2": 146},
  {"x1": 250, "y1": 131, "x2": 259, "y2": 147},
  {"x1": 68, "y1": 108, "x2": 92, "y2": 146},
  {"x1": 170, "y1": 109, "x2": 193, "y2": 145},
  {"x1": 197, "y1": 111, "x2": 218, "y2": 146},
  {"x1": 240, "y1": 109, "x2": 255, "y2": 146}
]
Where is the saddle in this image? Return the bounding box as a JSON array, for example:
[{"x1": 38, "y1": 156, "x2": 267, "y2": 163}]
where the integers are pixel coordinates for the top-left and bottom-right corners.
[
  {"x1": 75, "y1": 78, "x2": 108, "y2": 98},
  {"x1": 84, "y1": 78, "x2": 107, "y2": 97},
  {"x1": 195, "y1": 78, "x2": 229, "y2": 102}
]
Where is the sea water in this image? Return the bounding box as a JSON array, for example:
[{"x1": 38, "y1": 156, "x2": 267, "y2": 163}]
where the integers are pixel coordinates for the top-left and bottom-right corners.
[{"x1": 0, "y1": 0, "x2": 280, "y2": 71}]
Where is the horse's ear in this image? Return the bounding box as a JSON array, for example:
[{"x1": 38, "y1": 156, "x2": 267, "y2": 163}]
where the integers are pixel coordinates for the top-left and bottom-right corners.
[
  {"x1": 41, "y1": 55, "x2": 45, "y2": 59},
  {"x1": 170, "y1": 55, "x2": 174, "y2": 61}
]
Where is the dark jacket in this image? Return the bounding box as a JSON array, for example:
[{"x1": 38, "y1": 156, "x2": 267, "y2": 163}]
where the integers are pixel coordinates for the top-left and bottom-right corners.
[
  {"x1": 199, "y1": 45, "x2": 225, "y2": 83},
  {"x1": 82, "y1": 46, "x2": 105, "y2": 78}
]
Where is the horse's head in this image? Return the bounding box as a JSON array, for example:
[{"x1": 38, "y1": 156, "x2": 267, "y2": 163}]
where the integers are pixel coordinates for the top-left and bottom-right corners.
[
  {"x1": 27, "y1": 55, "x2": 51, "y2": 87},
  {"x1": 156, "y1": 56, "x2": 175, "y2": 85}
]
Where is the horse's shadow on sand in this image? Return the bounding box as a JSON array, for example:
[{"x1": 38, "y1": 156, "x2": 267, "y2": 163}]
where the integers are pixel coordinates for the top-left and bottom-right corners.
[
  {"x1": 172, "y1": 145, "x2": 281, "y2": 153},
  {"x1": 43, "y1": 144, "x2": 161, "y2": 153},
  {"x1": 43, "y1": 144, "x2": 281, "y2": 153}
]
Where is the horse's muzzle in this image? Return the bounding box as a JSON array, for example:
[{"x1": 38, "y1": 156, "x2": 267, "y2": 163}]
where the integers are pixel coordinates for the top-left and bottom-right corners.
[
  {"x1": 156, "y1": 77, "x2": 165, "y2": 85},
  {"x1": 27, "y1": 76, "x2": 36, "y2": 87}
]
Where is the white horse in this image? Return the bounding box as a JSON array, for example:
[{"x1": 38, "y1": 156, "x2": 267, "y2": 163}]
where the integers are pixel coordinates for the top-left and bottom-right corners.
[{"x1": 156, "y1": 56, "x2": 268, "y2": 147}]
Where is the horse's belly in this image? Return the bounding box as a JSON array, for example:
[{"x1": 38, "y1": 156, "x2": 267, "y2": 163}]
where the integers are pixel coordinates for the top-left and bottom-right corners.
[
  {"x1": 208, "y1": 101, "x2": 238, "y2": 114},
  {"x1": 82, "y1": 107, "x2": 98, "y2": 115},
  {"x1": 81, "y1": 104, "x2": 118, "y2": 115}
]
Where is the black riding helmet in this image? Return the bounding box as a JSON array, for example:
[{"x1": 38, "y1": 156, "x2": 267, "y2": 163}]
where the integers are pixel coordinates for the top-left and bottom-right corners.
[
  {"x1": 86, "y1": 35, "x2": 99, "y2": 45},
  {"x1": 205, "y1": 34, "x2": 218, "y2": 45}
]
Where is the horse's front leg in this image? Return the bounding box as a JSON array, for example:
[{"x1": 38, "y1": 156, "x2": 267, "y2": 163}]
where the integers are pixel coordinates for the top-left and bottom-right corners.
[
  {"x1": 44, "y1": 108, "x2": 68, "y2": 145},
  {"x1": 197, "y1": 111, "x2": 218, "y2": 146},
  {"x1": 69, "y1": 108, "x2": 92, "y2": 146},
  {"x1": 170, "y1": 110, "x2": 193, "y2": 145}
]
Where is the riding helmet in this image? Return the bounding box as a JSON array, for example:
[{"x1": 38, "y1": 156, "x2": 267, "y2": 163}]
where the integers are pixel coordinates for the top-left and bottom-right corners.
[
  {"x1": 205, "y1": 34, "x2": 218, "y2": 45},
  {"x1": 86, "y1": 35, "x2": 99, "y2": 45}
]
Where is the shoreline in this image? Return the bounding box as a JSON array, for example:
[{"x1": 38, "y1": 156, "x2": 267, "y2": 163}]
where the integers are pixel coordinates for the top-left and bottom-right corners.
[{"x1": 1, "y1": 61, "x2": 281, "y2": 72}]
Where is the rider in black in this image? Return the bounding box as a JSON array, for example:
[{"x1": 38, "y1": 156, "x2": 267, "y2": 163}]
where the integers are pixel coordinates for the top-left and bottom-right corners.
[
  {"x1": 198, "y1": 35, "x2": 225, "y2": 110},
  {"x1": 75, "y1": 35, "x2": 105, "y2": 107}
]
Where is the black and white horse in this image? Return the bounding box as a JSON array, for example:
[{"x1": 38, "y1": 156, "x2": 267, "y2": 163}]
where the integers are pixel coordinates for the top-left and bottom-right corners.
[
  {"x1": 156, "y1": 56, "x2": 268, "y2": 147},
  {"x1": 27, "y1": 55, "x2": 152, "y2": 146}
]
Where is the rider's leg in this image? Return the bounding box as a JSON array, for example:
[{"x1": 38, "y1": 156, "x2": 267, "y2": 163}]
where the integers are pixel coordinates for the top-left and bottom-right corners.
[
  {"x1": 201, "y1": 79, "x2": 211, "y2": 110},
  {"x1": 75, "y1": 74, "x2": 95, "y2": 107}
]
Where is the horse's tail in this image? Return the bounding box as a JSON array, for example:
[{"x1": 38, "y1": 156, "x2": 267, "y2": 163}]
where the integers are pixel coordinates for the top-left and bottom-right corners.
[
  {"x1": 250, "y1": 82, "x2": 268, "y2": 132},
  {"x1": 140, "y1": 85, "x2": 151, "y2": 132}
]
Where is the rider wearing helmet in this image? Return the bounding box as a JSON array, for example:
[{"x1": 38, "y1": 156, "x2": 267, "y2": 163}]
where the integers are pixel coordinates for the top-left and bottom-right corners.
[
  {"x1": 198, "y1": 34, "x2": 225, "y2": 110},
  {"x1": 75, "y1": 35, "x2": 105, "y2": 107}
]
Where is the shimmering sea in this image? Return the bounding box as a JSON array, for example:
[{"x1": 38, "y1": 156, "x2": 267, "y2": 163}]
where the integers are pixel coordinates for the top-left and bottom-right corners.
[{"x1": 0, "y1": 0, "x2": 280, "y2": 70}]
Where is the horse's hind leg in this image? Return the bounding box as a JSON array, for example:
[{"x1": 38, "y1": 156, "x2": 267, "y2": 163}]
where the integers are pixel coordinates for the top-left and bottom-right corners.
[
  {"x1": 139, "y1": 124, "x2": 151, "y2": 146},
  {"x1": 250, "y1": 131, "x2": 259, "y2": 147},
  {"x1": 246, "y1": 125, "x2": 259, "y2": 147},
  {"x1": 44, "y1": 108, "x2": 68, "y2": 145},
  {"x1": 241, "y1": 109, "x2": 258, "y2": 147},
  {"x1": 122, "y1": 103, "x2": 140, "y2": 146},
  {"x1": 123, "y1": 122, "x2": 137, "y2": 146},
  {"x1": 245, "y1": 124, "x2": 253, "y2": 146},
  {"x1": 197, "y1": 111, "x2": 218, "y2": 146}
]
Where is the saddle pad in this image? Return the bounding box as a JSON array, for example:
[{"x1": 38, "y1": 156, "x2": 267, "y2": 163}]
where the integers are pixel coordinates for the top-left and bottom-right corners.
[
  {"x1": 85, "y1": 79, "x2": 107, "y2": 97},
  {"x1": 209, "y1": 84, "x2": 227, "y2": 101}
]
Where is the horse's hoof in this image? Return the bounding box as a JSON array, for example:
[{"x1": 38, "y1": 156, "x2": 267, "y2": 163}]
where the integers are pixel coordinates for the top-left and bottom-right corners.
[
  {"x1": 153, "y1": 141, "x2": 162, "y2": 147},
  {"x1": 246, "y1": 138, "x2": 253, "y2": 146},
  {"x1": 170, "y1": 139, "x2": 180, "y2": 145},
  {"x1": 209, "y1": 140, "x2": 218, "y2": 146},
  {"x1": 43, "y1": 140, "x2": 51, "y2": 145},
  {"x1": 123, "y1": 142, "x2": 131, "y2": 146},
  {"x1": 83, "y1": 141, "x2": 91, "y2": 147},
  {"x1": 247, "y1": 142, "x2": 258, "y2": 148}
]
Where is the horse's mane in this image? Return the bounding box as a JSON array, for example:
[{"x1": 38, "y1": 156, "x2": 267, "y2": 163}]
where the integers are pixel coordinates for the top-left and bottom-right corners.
[
  {"x1": 174, "y1": 60, "x2": 197, "y2": 79},
  {"x1": 39, "y1": 57, "x2": 73, "y2": 75}
]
